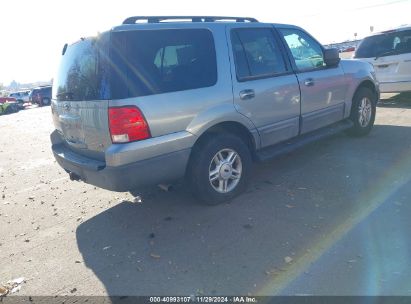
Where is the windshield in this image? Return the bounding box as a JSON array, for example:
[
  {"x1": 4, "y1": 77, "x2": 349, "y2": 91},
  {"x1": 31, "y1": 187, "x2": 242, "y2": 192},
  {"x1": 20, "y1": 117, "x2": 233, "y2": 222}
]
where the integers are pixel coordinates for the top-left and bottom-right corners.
[
  {"x1": 355, "y1": 29, "x2": 411, "y2": 58},
  {"x1": 53, "y1": 33, "x2": 110, "y2": 101}
]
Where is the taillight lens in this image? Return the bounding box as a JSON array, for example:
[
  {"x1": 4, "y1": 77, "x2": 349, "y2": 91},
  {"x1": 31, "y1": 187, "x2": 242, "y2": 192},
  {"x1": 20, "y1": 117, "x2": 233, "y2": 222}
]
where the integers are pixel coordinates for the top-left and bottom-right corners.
[{"x1": 108, "y1": 106, "x2": 151, "y2": 143}]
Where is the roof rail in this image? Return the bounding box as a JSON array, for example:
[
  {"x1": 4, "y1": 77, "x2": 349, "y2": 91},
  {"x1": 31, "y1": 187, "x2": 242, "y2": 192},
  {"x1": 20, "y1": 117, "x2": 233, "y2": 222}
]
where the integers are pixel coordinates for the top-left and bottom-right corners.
[{"x1": 122, "y1": 16, "x2": 258, "y2": 24}]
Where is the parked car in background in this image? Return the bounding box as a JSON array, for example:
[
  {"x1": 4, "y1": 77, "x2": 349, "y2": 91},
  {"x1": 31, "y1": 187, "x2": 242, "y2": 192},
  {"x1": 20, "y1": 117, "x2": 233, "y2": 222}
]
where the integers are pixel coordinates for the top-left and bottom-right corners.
[
  {"x1": 0, "y1": 97, "x2": 17, "y2": 103},
  {"x1": 30, "y1": 86, "x2": 52, "y2": 106},
  {"x1": 9, "y1": 90, "x2": 30, "y2": 103},
  {"x1": 342, "y1": 46, "x2": 355, "y2": 53},
  {"x1": 50, "y1": 16, "x2": 379, "y2": 205},
  {"x1": 0, "y1": 97, "x2": 20, "y2": 115},
  {"x1": 354, "y1": 25, "x2": 411, "y2": 93}
]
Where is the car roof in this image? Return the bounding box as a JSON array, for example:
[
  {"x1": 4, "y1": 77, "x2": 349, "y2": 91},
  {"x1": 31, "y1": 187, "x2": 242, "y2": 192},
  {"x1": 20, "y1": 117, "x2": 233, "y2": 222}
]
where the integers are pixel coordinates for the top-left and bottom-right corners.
[
  {"x1": 365, "y1": 25, "x2": 411, "y2": 37},
  {"x1": 32, "y1": 86, "x2": 52, "y2": 90},
  {"x1": 111, "y1": 16, "x2": 300, "y2": 32}
]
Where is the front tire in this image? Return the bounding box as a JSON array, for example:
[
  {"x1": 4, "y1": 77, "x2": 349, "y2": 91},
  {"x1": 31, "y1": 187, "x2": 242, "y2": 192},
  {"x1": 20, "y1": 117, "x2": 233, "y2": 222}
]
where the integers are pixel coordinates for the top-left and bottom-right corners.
[
  {"x1": 187, "y1": 133, "x2": 252, "y2": 205},
  {"x1": 347, "y1": 87, "x2": 376, "y2": 137}
]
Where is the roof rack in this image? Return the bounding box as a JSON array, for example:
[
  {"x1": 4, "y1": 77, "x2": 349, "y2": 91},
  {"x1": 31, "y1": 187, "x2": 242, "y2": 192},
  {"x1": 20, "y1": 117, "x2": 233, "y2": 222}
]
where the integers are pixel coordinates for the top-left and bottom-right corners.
[{"x1": 122, "y1": 16, "x2": 258, "y2": 24}]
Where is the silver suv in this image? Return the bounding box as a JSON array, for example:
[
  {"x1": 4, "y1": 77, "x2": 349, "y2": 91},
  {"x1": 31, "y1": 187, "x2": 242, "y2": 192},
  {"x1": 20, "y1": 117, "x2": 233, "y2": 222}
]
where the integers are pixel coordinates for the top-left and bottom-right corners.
[{"x1": 51, "y1": 16, "x2": 379, "y2": 205}]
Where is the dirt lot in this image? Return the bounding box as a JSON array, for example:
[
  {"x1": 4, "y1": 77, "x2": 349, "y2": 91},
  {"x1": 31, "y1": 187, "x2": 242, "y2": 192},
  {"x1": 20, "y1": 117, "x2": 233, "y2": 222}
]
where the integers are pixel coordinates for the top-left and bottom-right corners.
[{"x1": 1, "y1": 94, "x2": 411, "y2": 296}]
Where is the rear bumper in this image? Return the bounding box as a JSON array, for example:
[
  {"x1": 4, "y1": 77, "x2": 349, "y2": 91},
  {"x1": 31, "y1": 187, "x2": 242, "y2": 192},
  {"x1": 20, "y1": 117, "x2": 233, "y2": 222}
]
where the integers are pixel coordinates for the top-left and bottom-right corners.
[
  {"x1": 51, "y1": 142, "x2": 191, "y2": 192},
  {"x1": 379, "y1": 81, "x2": 411, "y2": 93}
]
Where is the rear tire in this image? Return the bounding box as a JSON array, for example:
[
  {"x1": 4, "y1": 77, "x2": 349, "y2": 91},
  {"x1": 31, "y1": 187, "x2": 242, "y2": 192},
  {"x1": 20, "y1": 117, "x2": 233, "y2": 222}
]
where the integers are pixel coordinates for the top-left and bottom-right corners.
[
  {"x1": 346, "y1": 87, "x2": 376, "y2": 137},
  {"x1": 41, "y1": 98, "x2": 51, "y2": 106},
  {"x1": 3, "y1": 104, "x2": 19, "y2": 114},
  {"x1": 187, "y1": 133, "x2": 252, "y2": 205}
]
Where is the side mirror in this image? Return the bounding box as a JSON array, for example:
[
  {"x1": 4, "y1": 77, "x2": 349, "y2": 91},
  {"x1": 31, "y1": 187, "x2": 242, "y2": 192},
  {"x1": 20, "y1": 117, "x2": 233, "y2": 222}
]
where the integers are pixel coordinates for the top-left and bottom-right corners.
[{"x1": 324, "y1": 48, "x2": 341, "y2": 67}]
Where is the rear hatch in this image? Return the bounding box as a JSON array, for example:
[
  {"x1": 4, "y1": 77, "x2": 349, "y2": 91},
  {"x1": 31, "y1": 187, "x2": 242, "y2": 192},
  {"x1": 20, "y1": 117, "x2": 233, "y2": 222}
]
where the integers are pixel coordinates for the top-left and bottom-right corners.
[
  {"x1": 52, "y1": 33, "x2": 111, "y2": 161},
  {"x1": 52, "y1": 27, "x2": 218, "y2": 161},
  {"x1": 355, "y1": 29, "x2": 411, "y2": 84}
]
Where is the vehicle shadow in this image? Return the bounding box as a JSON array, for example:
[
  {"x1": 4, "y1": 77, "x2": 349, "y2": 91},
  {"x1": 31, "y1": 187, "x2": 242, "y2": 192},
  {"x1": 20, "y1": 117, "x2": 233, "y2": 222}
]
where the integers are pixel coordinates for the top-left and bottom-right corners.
[
  {"x1": 379, "y1": 92, "x2": 411, "y2": 108},
  {"x1": 76, "y1": 124, "x2": 411, "y2": 296}
]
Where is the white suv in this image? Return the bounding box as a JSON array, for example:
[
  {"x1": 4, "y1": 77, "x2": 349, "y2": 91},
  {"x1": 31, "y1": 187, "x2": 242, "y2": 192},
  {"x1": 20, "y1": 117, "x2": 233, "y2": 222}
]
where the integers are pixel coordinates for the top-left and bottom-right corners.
[
  {"x1": 354, "y1": 25, "x2": 411, "y2": 93},
  {"x1": 9, "y1": 90, "x2": 30, "y2": 103}
]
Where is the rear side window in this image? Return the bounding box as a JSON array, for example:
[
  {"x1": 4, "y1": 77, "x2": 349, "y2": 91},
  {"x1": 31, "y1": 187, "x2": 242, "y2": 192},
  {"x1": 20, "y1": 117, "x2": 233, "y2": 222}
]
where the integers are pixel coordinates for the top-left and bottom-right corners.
[
  {"x1": 231, "y1": 28, "x2": 287, "y2": 81},
  {"x1": 42, "y1": 87, "x2": 52, "y2": 96},
  {"x1": 355, "y1": 30, "x2": 411, "y2": 58},
  {"x1": 111, "y1": 29, "x2": 217, "y2": 99}
]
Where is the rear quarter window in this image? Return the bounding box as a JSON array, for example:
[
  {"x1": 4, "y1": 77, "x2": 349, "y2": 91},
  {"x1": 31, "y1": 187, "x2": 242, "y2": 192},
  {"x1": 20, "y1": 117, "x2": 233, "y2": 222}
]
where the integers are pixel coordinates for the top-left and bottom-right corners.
[{"x1": 110, "y1": 29, "x2": 217, "y2": 99}]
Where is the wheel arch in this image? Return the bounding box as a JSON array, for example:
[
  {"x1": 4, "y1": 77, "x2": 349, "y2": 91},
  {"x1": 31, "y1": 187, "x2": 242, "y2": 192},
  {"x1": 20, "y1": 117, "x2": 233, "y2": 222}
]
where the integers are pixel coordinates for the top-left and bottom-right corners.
[
  {"x1": 354, "y1": 80, "x2": 379, "y2": 100},
  {"x1": 186, "y1": 121, "x2": 259, "y2": 177},
  {"x1": 185, "y1": 121, "x2": 255, "y2": 204},
  {"x1": 194, "y1": 121, "x2": 258, "y2": 153},
  {"x1": 347, "y1": 79, "x2": 379, "y2": 115},
  {"x1": 186, "y1": 103, "x2": 261, "y2": 151}
]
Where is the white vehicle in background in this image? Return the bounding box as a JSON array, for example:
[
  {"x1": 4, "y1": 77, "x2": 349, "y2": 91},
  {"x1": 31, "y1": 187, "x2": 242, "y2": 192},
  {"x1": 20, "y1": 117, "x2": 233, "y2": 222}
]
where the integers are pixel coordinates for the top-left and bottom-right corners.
[
  {"x1": 354, "y1": 25, "x2": 411, "y2": 93},
  {"x1": 9, "y1": 90, "x2": 31, "y2": 103}
]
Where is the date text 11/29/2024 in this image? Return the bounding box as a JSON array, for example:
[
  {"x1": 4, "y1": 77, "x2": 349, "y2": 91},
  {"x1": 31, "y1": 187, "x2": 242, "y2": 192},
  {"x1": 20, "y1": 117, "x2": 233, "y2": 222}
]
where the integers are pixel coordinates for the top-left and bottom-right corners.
[{"x1": 149, "y1": 296, "x2": 257, "y2": 303}]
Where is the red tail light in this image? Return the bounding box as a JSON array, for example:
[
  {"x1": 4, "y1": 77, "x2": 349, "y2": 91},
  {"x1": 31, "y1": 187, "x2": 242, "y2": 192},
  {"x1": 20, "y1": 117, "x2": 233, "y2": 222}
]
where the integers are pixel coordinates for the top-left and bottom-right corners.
[{"x1": 108, "y1": 106, "x2": 151, "y2": 143}]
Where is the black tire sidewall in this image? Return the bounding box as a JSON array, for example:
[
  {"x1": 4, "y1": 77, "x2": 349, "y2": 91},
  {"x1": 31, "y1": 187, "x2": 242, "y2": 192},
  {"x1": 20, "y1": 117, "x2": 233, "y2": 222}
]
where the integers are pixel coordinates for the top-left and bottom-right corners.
[
  {"x1": 42, "y1": 98, "x2": 50, "y2": 106},
  {"x1": 188, "y1": 133, "x2": 252, "y2": 205},
  {"x1": 348, "y1": 87, "x2": 376, "y2": 136},
  {"x1": 3, "y1": 104, "x2": 18, "y2": 114}
]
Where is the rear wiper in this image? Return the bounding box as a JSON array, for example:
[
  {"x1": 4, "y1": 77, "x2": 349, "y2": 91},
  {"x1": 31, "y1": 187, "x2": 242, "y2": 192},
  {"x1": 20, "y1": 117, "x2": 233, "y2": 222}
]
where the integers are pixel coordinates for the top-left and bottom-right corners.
[
  {"x1": 56, "y1": 92, "x2": 74, "y2": 100},
  {"x1": 56, "y1": 92, "x2": 74, "y2": 97}
]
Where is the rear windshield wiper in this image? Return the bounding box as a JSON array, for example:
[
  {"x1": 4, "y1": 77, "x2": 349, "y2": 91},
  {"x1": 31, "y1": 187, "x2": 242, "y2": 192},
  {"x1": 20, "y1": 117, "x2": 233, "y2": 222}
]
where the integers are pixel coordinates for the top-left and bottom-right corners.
[{"x1": 56, "y1": 92, "x2": 74, "y2": 101}]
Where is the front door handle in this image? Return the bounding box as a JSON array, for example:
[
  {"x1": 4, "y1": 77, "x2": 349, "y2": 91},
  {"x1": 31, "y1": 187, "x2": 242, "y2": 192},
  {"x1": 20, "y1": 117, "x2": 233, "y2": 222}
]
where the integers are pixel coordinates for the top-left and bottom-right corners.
[
  {"x1": 304, "y1": 78, "x2": 314, "y2": 86},
  {"x1": 239, "y1": 89, "x2": 255, "y2": 100}
]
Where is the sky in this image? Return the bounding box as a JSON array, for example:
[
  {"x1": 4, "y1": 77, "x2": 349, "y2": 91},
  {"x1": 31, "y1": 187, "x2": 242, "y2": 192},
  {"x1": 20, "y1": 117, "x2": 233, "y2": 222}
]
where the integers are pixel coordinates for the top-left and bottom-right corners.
[{"x1": 0, "y1": 0, "x2": 410, "y2": 86}]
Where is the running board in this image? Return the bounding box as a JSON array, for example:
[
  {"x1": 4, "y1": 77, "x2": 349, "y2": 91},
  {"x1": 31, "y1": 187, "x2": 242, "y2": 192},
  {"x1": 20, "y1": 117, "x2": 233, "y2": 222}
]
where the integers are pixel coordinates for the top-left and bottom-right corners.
[{"x1": 255, "y1": 120, "x2": 353, "y2": 162}]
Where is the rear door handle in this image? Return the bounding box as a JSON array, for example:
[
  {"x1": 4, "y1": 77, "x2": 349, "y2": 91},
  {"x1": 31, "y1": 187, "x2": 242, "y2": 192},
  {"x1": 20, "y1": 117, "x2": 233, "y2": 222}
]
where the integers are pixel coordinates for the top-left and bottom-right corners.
[
  {"x1": 304, "y1": 78, "x2": 314, "y2": 86},
  {"x1": 239, "y1": 89, "x2": 255, "y2": 100}
]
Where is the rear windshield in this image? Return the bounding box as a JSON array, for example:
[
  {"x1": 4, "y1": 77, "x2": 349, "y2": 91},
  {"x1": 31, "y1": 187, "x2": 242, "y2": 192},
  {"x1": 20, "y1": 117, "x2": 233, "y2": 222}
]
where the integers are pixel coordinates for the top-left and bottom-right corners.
[
  {"x1": 53, "y1": 29, "x2": 217, "y2": 101},
  {"x1": 355, "y1": 30, "x2": 411, "y2": 58},
  {"x1": 53, "y1": 34, "x2": 110, "y2": 101}
]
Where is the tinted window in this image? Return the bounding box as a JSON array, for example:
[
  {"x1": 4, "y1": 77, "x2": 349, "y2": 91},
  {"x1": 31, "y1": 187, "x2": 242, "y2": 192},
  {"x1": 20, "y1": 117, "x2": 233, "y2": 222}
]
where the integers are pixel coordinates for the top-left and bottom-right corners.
[
  {"x1": 280, "y1": 28, "x2": 325, "y2": 71},
  {"x1": 231, "y1": 28, "x2": 287, "y2": 80},
  {"x1": 53, "y1": 33, "x2": 110, "y2": 101},
  {"x1": 41, "y1": 87, "x2": 52, "y2": 96},
  {"x1": 111, "y1": 29, "x2": 217, "y2": 99},
  {"x1": 355, "y1": 30, "x2": 411, "y2": 58}
]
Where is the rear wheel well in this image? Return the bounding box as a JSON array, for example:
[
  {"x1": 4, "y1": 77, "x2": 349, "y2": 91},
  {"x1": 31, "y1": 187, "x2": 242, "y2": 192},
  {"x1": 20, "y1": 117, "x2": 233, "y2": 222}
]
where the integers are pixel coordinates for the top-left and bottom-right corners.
[
  {"x1": 195, "y1": 122, "x2": 256, "y2": 153},
  {"x1": 187, "y1": 122, "x2": 257, "y2": 177}
]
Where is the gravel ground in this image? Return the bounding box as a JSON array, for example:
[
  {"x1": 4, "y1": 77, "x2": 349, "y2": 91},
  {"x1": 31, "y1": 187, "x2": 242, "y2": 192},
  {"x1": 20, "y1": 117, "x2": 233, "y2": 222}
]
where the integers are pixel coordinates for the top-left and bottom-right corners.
[{"x1": 1, "y1": 94, "x2": 411, "y2": 296}]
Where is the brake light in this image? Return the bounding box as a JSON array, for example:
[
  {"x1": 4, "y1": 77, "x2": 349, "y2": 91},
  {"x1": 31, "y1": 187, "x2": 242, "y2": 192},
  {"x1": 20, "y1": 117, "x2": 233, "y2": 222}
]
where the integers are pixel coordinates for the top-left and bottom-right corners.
[{"x1": 108, "y1": 106, "x2": 151, "y2": 143}]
